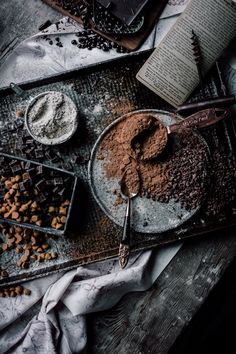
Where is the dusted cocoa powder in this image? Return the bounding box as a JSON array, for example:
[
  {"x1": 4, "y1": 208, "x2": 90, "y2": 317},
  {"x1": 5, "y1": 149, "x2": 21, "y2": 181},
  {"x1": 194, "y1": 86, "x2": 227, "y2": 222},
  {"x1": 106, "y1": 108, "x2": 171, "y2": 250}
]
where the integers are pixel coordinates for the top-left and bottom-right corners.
[
  {"x1": 98, "y1": 113, "x2": 209, "y2": 210},
  {"x1": 118, "y1": 114, "x2": 167, "y2": 160}
]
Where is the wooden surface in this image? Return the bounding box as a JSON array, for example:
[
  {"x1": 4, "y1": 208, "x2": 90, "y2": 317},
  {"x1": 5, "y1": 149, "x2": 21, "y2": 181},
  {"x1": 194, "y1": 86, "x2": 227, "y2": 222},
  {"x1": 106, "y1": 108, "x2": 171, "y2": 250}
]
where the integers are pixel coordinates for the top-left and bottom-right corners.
[{"x1": 0, "y1": 1, "x2": 236, "y2": 353}]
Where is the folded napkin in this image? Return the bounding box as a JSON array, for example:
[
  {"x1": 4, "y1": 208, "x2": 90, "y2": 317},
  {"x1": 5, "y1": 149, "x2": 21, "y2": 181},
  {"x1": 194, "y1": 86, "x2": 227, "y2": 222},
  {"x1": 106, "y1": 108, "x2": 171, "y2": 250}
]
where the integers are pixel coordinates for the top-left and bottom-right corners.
[{"x1": 0, "y1": 247, "x2": 180, "y2": 353}]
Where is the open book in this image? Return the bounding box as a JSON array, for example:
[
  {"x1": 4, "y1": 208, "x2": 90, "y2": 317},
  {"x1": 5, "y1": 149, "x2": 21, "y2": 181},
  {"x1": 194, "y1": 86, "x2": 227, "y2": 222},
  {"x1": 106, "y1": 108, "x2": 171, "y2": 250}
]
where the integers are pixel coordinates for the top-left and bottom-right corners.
[{"x1": 137, "y1": 0, "x2": 236, "y2": 107}]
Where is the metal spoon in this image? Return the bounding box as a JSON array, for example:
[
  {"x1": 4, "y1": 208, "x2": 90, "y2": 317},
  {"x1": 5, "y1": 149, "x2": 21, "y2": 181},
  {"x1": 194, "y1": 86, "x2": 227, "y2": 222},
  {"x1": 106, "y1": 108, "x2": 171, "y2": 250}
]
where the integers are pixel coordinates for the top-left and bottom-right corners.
[
  {"x1": 134, "y1": 108, "x2": 230, "y2": 161},
  {"x1": 118, "y1": 167, "x2": 140, "y2": 269}
]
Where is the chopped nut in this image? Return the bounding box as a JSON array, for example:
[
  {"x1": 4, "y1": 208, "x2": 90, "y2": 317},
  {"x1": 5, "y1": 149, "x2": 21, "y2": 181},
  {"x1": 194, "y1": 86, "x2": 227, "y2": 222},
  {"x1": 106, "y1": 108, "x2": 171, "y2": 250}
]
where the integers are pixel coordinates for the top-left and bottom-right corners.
[
  {"x1": 16, "y1": 259, "x2": 22, "y2": 267},
  {"x1": 15, "y1": 226, "x2": 22, "y2": 233},
  {"x1": 12, "y1": 211, "x2": 20, "y2": 220},
  {"x1": 4, "y1": 192, "x2": 11, "y2": 200},
  {"x1": 50, "y1": 252, "x2": 58, "y2": 259},
  {"x1": 16, "y1": 245, "x2": 23, "y2": 253},
  {"x1": 35, "y1": 220, "x2": 42, "y2": 226},
  {"x1": 20, "y1": 255, "x2": 29, "y2": 263},
  {"x1": 48, "y1": 206, "x2": 56, "y2": 213},
  {"x1": 15, "y1": 234, "x2": 23, "y2": 244},
  {"x1": 21, "y1": 262, "x2": 29, "y2": 269},
  {"x1": 15, "y1": 285, "x2": 23, "y2": 295},
  {"x1": 23, "y1": 288, "x2": 31, "y2": 296},
  {"x1": 25, "y1": 249, "x2": 31, "y2": 258},
  {"x1": 42, "y1": 243, "x2": 49, "y2": 250},
  {"x1": 60, "y1": 216, "x2": 67, "y2": 224},
  {"x1": 30, "y1": 215, "x2": 39, "y2": 223},
  {"x1": 1, "y1": 270, "x2": 9, "y2": 277},
  {"x1": 9, "y1": 188, "x2": 15, "y2": 196},
  {"x1": 16, "y1": 110, "x2": 24, "y2": 118},
  {"x1": 31, "y1": 201, "x2": 38, "y2": 209},
  {"x1": 24, "y1": 243, "x2": 31, "y2": 250},
  {"x1": 51, "y1": 217, "x2": 57, "y2": 228},
  {"x1": 59, "y1": 207, "x2": 67, "y2": 216},
  {"x1": 15, "y1": 175, "x2": 22, "y2": 182},
  {"x1": 5, "y1": 180, "x2": 12, "y2": 189},
  {"x1": 55, "y1": 223, "x2": 63, "y2": 230}
]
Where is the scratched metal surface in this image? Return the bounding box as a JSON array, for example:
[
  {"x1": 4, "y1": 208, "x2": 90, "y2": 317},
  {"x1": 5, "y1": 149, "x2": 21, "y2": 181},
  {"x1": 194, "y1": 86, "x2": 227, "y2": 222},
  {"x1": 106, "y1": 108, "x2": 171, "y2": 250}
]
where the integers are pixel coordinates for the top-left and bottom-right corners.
[{"x1": 0, "y1": 51, "x2": 236, "y2": 287}]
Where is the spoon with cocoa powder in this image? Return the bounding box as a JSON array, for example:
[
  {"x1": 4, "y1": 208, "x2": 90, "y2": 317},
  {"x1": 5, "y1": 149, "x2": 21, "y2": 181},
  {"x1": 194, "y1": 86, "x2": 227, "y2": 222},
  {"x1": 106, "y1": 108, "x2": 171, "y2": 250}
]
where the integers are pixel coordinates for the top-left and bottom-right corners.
[
  {"x1": 132, "y1": 108, "x2": 230, "y2": 161},
  {"x1": 118, "y1": 167, "x2": 140, "y2": 269}
]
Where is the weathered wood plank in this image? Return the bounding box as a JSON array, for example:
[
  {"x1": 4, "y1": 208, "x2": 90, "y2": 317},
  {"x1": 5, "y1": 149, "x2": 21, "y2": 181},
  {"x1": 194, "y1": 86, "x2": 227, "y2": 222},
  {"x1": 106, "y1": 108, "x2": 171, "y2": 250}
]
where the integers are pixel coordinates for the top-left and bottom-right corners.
[{"x1": 88, "y1": 229, "x2": 236, "y2": 354}]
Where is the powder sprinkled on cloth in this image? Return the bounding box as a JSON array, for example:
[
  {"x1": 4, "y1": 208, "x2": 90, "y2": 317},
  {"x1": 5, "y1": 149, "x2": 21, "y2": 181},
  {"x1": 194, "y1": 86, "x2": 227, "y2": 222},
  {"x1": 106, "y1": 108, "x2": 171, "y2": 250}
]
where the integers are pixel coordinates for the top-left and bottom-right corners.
[{"x1": 27, "y1": 91, "x2": 77, "y2": 145}]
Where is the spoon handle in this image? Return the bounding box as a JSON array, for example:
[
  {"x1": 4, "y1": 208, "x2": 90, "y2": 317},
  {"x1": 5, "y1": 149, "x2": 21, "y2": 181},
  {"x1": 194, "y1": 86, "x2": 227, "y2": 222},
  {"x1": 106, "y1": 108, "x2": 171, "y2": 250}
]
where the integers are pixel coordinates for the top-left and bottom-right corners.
[
  {"x1": 10, "y1": 82, "x2": 33, "y2": 100},
  {"x1": 119, "y1": 198, "x2": 131, "y2": 269},
  {"x1": 168, "y1": 108, "x2": 230, "y2": 134}
]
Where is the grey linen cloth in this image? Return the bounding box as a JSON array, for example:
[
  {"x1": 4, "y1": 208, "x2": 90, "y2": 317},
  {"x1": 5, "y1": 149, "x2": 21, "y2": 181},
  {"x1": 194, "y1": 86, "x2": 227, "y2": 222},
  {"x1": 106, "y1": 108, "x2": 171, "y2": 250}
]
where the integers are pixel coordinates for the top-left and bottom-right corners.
[
  {"x1": 0, "y1": 5, "x2": 193, "y2": 353},
  {"x1": 0, "y1": 248, "x2": 180, "y2": 353}
]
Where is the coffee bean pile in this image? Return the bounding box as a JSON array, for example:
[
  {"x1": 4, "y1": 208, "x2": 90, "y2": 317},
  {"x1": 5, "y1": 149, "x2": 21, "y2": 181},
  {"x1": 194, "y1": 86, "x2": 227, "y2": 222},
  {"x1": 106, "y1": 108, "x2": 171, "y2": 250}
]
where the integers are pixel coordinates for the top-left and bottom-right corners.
[
  {"x1": 41, "y1": 0, "x2": 130, "y2": 53},
  {"x1": 57, "y1": 0, "x2": 93, "y2": 28},
  {"x1": 0, "y1": 223, "x2": 58, "y2": 269},
  {"x1": 0, "y1": 284, "x2": 31, "y2": 298},
  {"x1": 72, "y1": 31, "x2": 129, "y2": 52},
  {"x1": 42, "y1": 29, "x2": 129, "y2": 53}
]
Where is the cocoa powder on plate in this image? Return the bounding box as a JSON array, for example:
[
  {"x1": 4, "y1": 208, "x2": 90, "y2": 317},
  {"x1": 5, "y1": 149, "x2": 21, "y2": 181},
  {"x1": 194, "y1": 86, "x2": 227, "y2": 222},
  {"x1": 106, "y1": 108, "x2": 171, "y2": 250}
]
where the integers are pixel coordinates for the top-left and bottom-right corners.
[{"x1": 98, "y1": 113, "x2": 209, "y2": 210}]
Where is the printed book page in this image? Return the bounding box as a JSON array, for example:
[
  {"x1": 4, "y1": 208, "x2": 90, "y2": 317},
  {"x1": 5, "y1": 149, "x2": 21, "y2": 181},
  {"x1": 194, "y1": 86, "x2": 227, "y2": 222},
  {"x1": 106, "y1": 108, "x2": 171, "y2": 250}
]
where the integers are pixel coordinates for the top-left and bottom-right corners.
[{"x1": 136, "y1": 0, "x2": 236, "y2": 107}]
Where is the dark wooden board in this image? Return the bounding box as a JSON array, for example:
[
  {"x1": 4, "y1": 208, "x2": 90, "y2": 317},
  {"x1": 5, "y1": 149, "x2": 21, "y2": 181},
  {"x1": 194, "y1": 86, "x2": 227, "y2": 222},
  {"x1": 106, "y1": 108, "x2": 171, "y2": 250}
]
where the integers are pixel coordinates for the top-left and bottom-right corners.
[{"x1": 41, "y1": 0, "x2": 167, "y2": 50}]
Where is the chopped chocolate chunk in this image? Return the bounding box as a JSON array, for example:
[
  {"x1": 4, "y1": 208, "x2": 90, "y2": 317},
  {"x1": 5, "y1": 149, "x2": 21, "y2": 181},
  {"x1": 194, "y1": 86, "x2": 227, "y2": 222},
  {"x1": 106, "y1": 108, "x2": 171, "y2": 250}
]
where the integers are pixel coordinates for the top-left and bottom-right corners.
[{"x1": 35, "y1": 179, "x2": 46, "y2": 192}]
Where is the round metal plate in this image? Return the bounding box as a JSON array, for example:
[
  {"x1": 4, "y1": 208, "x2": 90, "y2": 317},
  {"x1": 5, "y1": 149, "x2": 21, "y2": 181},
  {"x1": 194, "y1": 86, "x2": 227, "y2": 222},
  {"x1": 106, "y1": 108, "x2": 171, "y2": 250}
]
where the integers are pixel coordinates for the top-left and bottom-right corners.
[{"x1": 88, "y1": 109, "x2": 210, "y2": 234}]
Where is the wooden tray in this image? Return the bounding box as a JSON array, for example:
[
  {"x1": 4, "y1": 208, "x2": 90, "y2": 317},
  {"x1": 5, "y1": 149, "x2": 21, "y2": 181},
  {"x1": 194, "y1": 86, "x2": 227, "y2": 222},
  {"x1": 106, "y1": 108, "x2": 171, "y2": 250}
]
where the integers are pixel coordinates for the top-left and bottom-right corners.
[
  {"x1": 41, "y1": 0, "x2": 167, "y2": 50},
  {"x1": 0, "y1": 51, "x2": 236, "y2": 287}
]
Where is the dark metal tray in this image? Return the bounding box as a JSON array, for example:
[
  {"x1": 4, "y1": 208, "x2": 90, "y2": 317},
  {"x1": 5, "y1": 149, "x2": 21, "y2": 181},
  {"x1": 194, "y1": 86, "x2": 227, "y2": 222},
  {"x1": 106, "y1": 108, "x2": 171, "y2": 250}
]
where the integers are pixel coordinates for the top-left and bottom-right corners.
[
  {"x1": 0, "y1": 50, "x2": 236, "y2": 287},
  {"x1": 0, "y1": 152, "x2": 78, "y2": 236}
]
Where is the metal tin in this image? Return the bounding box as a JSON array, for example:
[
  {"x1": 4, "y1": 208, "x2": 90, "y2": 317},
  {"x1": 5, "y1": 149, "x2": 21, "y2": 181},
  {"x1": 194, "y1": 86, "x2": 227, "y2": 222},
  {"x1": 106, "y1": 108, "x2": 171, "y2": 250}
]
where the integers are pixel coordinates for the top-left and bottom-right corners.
[{"x1": 0, "y1": 152, "x2": 78, "y2": 236}]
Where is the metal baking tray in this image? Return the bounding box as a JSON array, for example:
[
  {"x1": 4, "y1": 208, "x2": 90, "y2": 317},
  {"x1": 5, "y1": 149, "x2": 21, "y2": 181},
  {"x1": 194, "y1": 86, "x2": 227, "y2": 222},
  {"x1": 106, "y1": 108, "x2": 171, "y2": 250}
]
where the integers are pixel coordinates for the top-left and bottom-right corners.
[
  {"x1": 0, "y1": 152, "x2": 78, "y2": 236},
  {"x1": 0, "y1": 50, "x2": 235, "y2": 287}
]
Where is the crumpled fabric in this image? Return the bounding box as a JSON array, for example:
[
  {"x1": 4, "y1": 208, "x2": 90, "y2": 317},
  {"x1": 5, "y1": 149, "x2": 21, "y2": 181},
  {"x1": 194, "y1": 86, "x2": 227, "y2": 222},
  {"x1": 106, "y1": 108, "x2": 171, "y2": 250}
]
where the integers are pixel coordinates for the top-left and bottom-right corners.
[
  {"x1": 0, "y1": 15, "x2": 179, "y2": 88},
  {"x1": 0, "y1": 246, "x2": 180, "y2": 353}
]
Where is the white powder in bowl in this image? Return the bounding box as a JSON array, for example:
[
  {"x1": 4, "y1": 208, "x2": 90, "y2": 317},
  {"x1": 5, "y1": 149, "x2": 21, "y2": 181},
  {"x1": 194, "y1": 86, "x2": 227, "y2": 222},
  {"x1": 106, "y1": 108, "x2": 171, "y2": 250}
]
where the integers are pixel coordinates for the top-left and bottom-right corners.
[{"x1": 27, "y1": 91, "x2": 78, "y2": 145}]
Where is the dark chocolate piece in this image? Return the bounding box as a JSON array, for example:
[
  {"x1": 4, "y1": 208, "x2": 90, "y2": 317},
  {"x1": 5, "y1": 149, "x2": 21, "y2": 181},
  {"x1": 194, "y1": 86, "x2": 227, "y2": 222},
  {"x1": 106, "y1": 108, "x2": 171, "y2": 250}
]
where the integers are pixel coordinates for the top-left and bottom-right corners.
[
  {"x1": 35, "y1": 179, "x2": 46, "y2": 192},
  {"x1": 38, "y1": 20, "x2": 52, "y2": 31}
]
